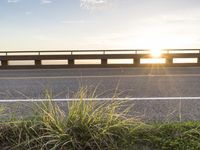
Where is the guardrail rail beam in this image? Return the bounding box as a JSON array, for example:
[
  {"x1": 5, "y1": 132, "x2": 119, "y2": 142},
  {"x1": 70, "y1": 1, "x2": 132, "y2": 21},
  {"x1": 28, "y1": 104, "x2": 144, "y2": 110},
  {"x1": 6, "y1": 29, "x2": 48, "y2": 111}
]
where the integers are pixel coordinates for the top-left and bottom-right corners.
[{"x1": 1, "y1": 49, "x2": 200, "y2": 69}]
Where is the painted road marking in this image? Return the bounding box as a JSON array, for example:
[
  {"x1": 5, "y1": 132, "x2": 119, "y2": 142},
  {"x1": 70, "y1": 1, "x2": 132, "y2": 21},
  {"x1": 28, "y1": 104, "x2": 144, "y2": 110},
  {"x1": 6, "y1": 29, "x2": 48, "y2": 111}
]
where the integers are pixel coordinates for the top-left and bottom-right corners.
[
  {"x1": 1, "y1": 97, "x2": 200, "y2": 102},
  {"x1": 0, "y1": 66, "x2": 199, "y2": 72}
]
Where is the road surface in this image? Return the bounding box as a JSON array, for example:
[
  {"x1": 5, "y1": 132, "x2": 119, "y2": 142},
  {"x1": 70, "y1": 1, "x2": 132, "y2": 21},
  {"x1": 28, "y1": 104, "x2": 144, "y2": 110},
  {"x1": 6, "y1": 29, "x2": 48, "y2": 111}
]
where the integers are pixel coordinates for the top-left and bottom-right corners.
[
  {"x1": 0, "y1": 67, "x2": 200, "y2": 99},
  {"x1": 1, "y1": 67, "x2": 200, "y2": 121}
]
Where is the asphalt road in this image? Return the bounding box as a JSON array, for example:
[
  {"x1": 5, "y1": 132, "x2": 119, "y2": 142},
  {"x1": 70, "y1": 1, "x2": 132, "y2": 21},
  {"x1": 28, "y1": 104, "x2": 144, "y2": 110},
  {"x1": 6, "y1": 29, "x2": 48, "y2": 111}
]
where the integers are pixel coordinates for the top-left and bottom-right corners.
[
  {"x1": 1, "y1": 67, "x2": 200, "y2": 121},
  {"x1": 0, "y1": 67, "x2": 200, "y2": 100}
]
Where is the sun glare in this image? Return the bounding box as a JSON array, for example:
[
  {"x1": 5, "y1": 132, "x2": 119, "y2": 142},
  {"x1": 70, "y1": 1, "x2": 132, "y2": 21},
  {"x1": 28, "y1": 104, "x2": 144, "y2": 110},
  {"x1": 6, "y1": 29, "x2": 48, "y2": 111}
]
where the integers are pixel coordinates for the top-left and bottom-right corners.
[{"x1": 151, "y1": 48, "x2": 162, "y2": 58}]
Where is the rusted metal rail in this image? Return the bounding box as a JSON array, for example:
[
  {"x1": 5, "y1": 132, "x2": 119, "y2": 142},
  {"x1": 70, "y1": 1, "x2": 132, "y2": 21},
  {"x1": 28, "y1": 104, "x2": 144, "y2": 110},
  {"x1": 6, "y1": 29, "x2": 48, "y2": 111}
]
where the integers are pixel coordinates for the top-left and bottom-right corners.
[{"x1": 0, "y1": 49, "x2": 200, "y2": 69}]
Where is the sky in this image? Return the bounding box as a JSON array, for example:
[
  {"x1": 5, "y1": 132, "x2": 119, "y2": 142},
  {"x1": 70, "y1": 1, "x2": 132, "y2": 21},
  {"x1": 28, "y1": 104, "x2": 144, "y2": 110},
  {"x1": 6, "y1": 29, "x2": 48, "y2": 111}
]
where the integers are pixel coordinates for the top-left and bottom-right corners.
[{"x1": 1, "y1": 0, "x2": 200, "y2": 50}]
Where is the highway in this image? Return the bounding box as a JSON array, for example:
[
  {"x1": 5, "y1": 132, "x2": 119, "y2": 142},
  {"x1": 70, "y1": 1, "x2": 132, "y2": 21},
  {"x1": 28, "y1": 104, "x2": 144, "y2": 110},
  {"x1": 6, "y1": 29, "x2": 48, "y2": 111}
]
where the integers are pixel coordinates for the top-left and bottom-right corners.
[
  {"x1": 0, "y1": 67, "x2": 200, "y2": 99},
  {"x1": 1, "y1": 67, "x2": 200, "y2": 121}
]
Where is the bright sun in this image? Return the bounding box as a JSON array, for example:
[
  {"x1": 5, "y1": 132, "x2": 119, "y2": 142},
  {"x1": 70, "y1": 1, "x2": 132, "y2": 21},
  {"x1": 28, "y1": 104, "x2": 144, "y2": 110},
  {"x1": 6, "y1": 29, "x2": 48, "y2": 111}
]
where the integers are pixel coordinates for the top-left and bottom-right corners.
[{"x1": 150, "y1": 48, "x2": 162, "y2": 57}]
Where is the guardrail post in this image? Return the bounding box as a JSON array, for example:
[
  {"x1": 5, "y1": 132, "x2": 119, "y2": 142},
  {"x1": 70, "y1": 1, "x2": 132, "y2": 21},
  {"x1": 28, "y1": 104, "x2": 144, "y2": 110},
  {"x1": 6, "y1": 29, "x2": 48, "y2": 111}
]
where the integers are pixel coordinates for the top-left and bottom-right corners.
[
  {"x1": 1, "y1": 60, "x2": 8, "y2": 66},
  {"x1": 166, "y1": 58, "x2": 173, "y2": 65},
  {"x1": 68, "y1": 59, "x2": 74, "y2": 65},
  {"x1": 35, "y1": 60, "x2": 41, "y2": 66},
  {"x1": 101, "y1": 59, "x2": 107, "y2": 65},
  {"x1": 134, "y1": 58, "x2": 140, "y2": 65}
]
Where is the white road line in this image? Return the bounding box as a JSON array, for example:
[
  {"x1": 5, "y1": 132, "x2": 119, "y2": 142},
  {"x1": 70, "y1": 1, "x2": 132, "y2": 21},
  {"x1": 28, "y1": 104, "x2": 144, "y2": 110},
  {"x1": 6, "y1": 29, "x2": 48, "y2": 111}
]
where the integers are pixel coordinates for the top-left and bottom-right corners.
[
  {"x1": 0, "y1": 74, "x2": 200, "y2": 80},
  {"x1": 0, "y1": 66, "x2": 199, "y2": 72},
  {"x1": 0, "y1": 67, "x2": 170, "y2": 72},
  {"x1": 1, "y1": 97, "x2": 200, "y2": 102}
]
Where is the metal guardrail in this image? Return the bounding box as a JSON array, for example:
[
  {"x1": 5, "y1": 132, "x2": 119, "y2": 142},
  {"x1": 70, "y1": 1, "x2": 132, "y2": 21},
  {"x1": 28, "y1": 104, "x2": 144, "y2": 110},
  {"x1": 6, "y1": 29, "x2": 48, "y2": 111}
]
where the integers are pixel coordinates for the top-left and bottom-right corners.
[
  {"x1": 1, "y1": 49, "x2": 200, "y2": 56},
  {"x1": 0, "y1": 49, "x2": 200, "y2": 69}
]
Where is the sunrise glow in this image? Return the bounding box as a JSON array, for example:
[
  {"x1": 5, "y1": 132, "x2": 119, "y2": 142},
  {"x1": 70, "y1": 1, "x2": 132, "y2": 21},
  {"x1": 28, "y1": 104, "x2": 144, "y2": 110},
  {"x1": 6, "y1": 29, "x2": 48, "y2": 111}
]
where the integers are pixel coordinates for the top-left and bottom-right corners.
[{"x1": 150, "y1": 48, "x2": 162, "y2": 58}]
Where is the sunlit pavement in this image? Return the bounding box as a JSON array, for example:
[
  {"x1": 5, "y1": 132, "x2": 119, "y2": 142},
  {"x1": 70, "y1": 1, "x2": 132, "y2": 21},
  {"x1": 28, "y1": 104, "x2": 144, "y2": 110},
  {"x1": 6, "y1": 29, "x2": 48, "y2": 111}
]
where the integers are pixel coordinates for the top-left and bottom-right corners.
[
  {"x1": 0, "y1": 67, "x2": 200, "y2": 99},
  {"x1": 1, "y1": 67, "x2": 200, "y2": 121}
]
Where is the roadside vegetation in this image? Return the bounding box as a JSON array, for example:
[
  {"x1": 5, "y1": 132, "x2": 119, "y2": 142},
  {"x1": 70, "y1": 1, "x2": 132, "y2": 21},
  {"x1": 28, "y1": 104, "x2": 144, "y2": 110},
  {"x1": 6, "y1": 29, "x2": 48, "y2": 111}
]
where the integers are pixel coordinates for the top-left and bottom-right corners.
[{"x1": 0, "y1": 89, "x2": 200, "y2": 149}]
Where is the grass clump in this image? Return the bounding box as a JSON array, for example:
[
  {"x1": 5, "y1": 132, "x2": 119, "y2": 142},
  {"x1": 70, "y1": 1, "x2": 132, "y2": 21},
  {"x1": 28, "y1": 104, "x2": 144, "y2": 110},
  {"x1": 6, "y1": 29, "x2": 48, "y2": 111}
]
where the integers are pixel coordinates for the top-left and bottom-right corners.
[
  {"x1": 1, "y1": 88, "x2": 200, "y2": 150},
  {"x1": 0, "y1": 92, "x2": 140, "y2": 149},
  {"x1": 31, "y1": 101, "x2": 138, "y2": 150}
]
